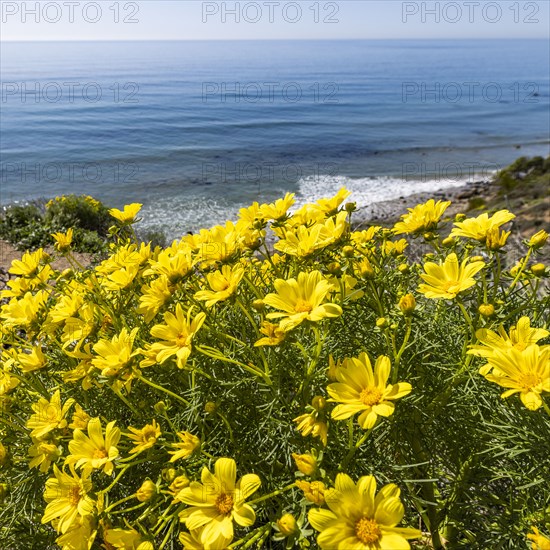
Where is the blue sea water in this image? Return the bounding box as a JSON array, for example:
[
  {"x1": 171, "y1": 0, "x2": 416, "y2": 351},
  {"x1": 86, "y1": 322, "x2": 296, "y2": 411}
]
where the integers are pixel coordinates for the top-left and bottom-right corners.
[{"x1": 1, "y1": 39, "x2": 549, "y2": 237}]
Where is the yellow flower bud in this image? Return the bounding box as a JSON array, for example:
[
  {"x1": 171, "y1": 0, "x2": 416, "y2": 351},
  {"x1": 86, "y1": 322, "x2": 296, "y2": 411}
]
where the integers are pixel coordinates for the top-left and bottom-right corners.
[
  {"x1": 292, "y1": 452, "x2": 317, "y2": 475},
  {"x1": 204, "y1": 401, "x2": 217, "y2": 414},
  {"x1": 136, "y1": 479, "x2": 157, "y2": 502},
  {"x1": 327, "y1": 355, "x2": 342, "y2": 381},
  {"x1": 342, "y1": 245, "x2": 355, "y2": 258},
  {"x1": 441, "y1": 236, "x2": 455, "y2": 248},
  {"x1": 528, "y1": 229, "x2": 548, "y2": 249},
  {"x1": 0, "y1": 483, "x2": 8, "y2": 501},
  {"x1": 327, "y1": 262, "x2": 341, "y2": 275},
  {"x1": 311, "y1": 396, "x2": 326, "y2": 411},
  {"x1": 531, "y1": 263, "x2": 546, "y2": 277},
  {"x1": 162, "y1": 468, "x2": 177, "y2": 482},
  {"x1": 455, "y1": 213, "x2": 466, "y2": 222},
  {"x1": 398, "y1": 263, "x2": 410, "y2": 274},
  {"x1": 295, "y1": 480, "x2": 326, "y2": 505},
  {"x1": 376, "y1": 317, "x2": 388, "y2": 329},
  {"x1": 169, "y1": 475, "x2": 190, "y2": 496},
  {"x1": 277, "y1": 513, "x2": 298, "y2": 537},
  {"x1": 345, "y1": 202, "x2": 357, "y2": 213},
  {"x1": 423, "y1": 232, "x2": 436, "y2": 241},
  {"x1": 252, "y1": 299, "x2": 265, "y2": 312},
  {"x1": 398, "y1": 293, "x2": 416, "y2": 315},
  {"x1": 154, "y1": 401, "x2": 167, "y2": 414},
  {"x1": 470, "y1": 256, "x2": 484, "y2": 263},
  {"x1": 478, "y1": 303, "x2": 495, "y2": 317}
]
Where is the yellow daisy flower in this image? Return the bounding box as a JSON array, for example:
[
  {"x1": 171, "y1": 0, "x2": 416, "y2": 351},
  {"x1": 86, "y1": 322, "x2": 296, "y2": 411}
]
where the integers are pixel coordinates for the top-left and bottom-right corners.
[
  {"x1": 27, "y1": 389, "x2": 75, "y2": 439},
  {"x1": 295, "y1": 480, "x2": 326, "y2": 505},
  {"x1": 54, "y1": 514, "x2": 97, "y2": 550},
  {"x1": 264, "y1": 270, "x2": 342, "y2": 332},
  {"x1": 42, "y1": 465, "x2": 95, "y2": 534},
  {"x1": 468, "y1": 316, "x2": 549, "y2": 375},
  {"x1": 52, "y1": 228, "x2": 74, "y2": 253},
  {"x1": 92, "y1": 327, "x2": 139, "y2": 378},
  {"x1": 418, "y1": 253, "x2": 485, "y2": 299},
  {"x1": 104, "y1": 527, "x2": 154, "y2": 549},
  {"x1": 66, "y1": 417, "x2": 120, "y2": 476},
  {"x1": 393, "y1": 199, "x2": 451, "y2": 235},
  {"x1": 253, "y1": 321, "x2": 286, "y2": 347},
  {"x1": 177, "y1": 457, "x2": 261, "y2": 549},
  {"x1": 28, "y1": 437, "x2": 62, "y2": 473},
  {"x1": 450, "y1": 209, "x2": 515, "y2": 241},
  {"x1": 169, "y1": 431, "x2": 201, "y2": 462},
  {"x1": 528, "y1": 527, "x2": 550, "y2": 550},
  {"x1": 127, "y1": 419, "x2": 161, "y2": 454},
  {"x1": 109, "y1": 203, "x2": 142, "y2": 224},
  {"x1": 194, "y1": 265, "x2": 244, "y2": 307},
  {"x1": 308, "y1": 473, "x2": 422, "y2": 549},
  {"x1": 482, "y1": 344, "x2": 550, "y2": 411},
  {"x1": 327, "y1": 352, "x2": 411, "y2": 429},
  {"x1": 149, "y1": 304, "x2": 206, "y2": 369},
  {"x1": 260, "y1": 192, "x2": 295, "y2": 221}
]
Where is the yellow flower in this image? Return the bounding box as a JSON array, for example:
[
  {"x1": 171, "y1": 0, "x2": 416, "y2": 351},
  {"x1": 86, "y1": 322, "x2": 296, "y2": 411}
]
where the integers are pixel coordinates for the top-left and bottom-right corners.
[
  {"x1": 393, "y1": 199, "x2": 451, "y2": 235},
  {"x1": 292, "y1": 452, "x2": 317, "y2": 475},
  {"x1": 42, "y1": 465, "x2": 95, "y2": 534},
  {"x1": 104, "y1": 527, "x2": 154, "y2": 549},
  {"x1": 1, "y1": 290, "x2": 49, "y2": 329},
  {"x1": 483, "y1": 344, "x2": 550, "y2": 410},
  {"x1": 0, "y1": 366, "x2": 19, "y2": 396},
  {"x1": 8, "y1": 248, "x2": 48, "y2": 277},
  {"x1": 17, "y1": 345, "x2": 46, "y2": 372},
  {"x1": 295, "y1": 480, "x2": 326, "y2": 505},
  {"x1": 169, "y1": 475, "x2": 190, "y2": 497},
  {"x1": 528, "y1": 527, "x2": 550, "y2": 550},
  {"x1": 69, "y1": 404, "x2": 91, "y2": 430},
  {"x1": 293, "y1": 409, "x2": 328, "y2": 447},
  {"x1": 109, "y1": 203, "x2": 142, "y2": 224},
  {"x1": 149, "y1": 305, "x2": 206, "y2": 369},
  {"x1": 260, "y1": 192, "x2": 295, "y2": 220},
  {"x1": 194, "y1": 265, "x2": 244, "y2": 307},
  {"x1": 253, "y1": 321, "x2": 286, "y2": 347},
  {"x1": 418, "y1": 253, "x2": 485, "y2": 299},
  {"x1": 66, "y1": 417, "x2": 120, "y2": 476},
  {"x1": 137, "y1": 276, "x2": 173, "y2": 322},
  {"x1": 27, "y1": 390, "x2": 75, "y2": 439},
  {"x1": 264, "y1": 270, "x2": 342, "y2": 332},
  {"x1": 327, "y1": 352, "x2": 411, "y2": 429},
  {"x1": 169, "y1": 431, "x2": 201, "y2": 462},
  {"x1": 177, "y1": 457, "x2": 261, "y2": 549},
  {"x1": 315, "y1": 187, "x2": 351, "y2": 214},
  {"x1": 179, "y1": 527, "x2": 230, "y2": 550},
  {"x1": 52, "y1": 228, "x2": 74, "y2": 252},
  {"x1": 28, "y1": 437, "x2": 61, "y2": 473},
  {"x1": 450, "y1": 209, "x2": 515, "y2": 241},
  {"x1": 55, "y1": 514, "x2": 97, "y2": 550},
  {"x1": 468, "y1": 316, "x2": 549, "y2": 374},
  {"x1": 528, "y1": 230, "x2": 548, "y2": 249},
  {"x1": 136, "y1": 479, "x2": 157, "y2": 502},
  {"x1": 308, "y1": 474, "x2": 422, "y2": 549},
  {"x1": 92, "y1": 327, "x2": 139, "y2": 378},
  {"x1": 127, "y1": 419, "x2": 161, "y2": 454},
  {"x1": 277, "y1": 513, "x2": 298, "y2": 537}
]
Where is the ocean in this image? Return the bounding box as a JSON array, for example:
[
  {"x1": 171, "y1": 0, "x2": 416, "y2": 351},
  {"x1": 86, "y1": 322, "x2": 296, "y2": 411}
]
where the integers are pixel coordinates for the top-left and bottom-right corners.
[{"x1": 1, "y1": 39, "x2": 549, "y2": 238}]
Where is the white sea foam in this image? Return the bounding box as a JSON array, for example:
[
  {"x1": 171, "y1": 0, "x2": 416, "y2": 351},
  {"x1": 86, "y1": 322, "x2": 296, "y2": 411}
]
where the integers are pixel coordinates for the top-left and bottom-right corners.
[{"x1": 137, "y1": 172, "x2": 494, "y2": 241}]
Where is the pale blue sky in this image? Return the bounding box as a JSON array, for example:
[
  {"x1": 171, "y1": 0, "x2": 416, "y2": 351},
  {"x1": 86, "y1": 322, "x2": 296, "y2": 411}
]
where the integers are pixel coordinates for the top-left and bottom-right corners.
[{"x1": 1, "y1": 1, "x2": 549, "y2": 41}]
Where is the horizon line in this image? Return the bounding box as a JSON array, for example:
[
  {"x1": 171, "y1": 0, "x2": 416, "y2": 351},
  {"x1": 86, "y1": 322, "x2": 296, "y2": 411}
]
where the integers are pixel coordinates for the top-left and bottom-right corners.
[{"x1": 1, "y1": 37, "x2": 548, "y2": 42}]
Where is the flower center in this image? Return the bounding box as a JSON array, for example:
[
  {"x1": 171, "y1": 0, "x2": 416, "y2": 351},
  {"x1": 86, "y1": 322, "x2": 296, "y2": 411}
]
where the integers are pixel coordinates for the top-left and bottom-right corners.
[
  {"x1": 359, "y1": 387, "x2": 382, "y2": 407},
  {"x1": 215, "y1": 493, "x2": 234, "y2": 516},
  {"x1": 442, "y1": 280, "x2": 461, "y2": 293},
  {"x1": 355, "y1": 517, "x2": 381, "y2": 544},
  {"x1": 93, "y1": 448, "x2": 108, "y2": 459},
  {"x1": 67, "y1": 485, "x2": 82, "y2": 507},
  {"x1": 46, "y1": 408, "x2": 60, "y2": 422},
  {"x1": 175, "y1": 333, "x2": 187, "y2": 347},
  {"x1": 518, "y1": 372, "x2": 541, "y2": 390},
  {"x1": 143, "y1": 428, "x2": 158, "y2": 442},
  {"x1": 295, "y1": 299, "x2": 313, "y2": 313}
]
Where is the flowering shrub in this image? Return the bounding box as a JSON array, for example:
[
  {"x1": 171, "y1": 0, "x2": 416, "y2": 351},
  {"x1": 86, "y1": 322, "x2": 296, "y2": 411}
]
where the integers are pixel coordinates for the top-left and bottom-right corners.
[{"x1": 0, "y1": 190, "x2": 549, "y2": 549}]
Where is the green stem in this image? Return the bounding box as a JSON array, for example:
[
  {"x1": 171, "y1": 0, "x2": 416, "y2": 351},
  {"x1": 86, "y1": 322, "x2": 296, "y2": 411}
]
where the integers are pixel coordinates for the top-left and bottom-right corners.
[
  {"x1": 247, "y1": 483, "x2": 296, "y2": 506},
  {"x1": 340, "y1": 427, "x2": 373, "y2": 470},
  {"x1": 138, "y1": 374, "x2": 189, "y2": 406},
  {"x1": 393, "y1": 317, "x2": 412, "y2": 384}
]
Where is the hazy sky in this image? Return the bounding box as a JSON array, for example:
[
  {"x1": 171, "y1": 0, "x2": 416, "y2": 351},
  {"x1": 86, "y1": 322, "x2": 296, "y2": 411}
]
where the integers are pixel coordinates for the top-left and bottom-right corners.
[{"x1": 1, "y1": 0, "x2": 549, "y2": 41}]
